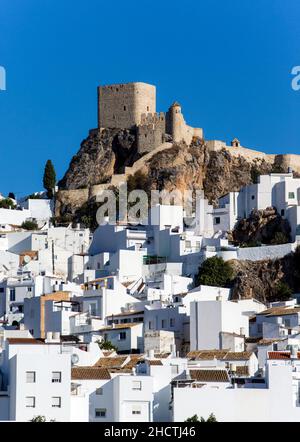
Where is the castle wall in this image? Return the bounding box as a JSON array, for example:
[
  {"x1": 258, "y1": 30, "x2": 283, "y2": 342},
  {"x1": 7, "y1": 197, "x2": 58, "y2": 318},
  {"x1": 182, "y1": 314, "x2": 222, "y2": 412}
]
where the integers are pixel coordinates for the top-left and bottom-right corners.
[
  {"x1": 166, "y1": 105, "x2": 203, "y2": 145},
  {"x1": 98, "y1": 82, "x2": 156, "y2": 129},
  {"x1": 137, "y1": 112, "x2": 166, "y2": 154}
]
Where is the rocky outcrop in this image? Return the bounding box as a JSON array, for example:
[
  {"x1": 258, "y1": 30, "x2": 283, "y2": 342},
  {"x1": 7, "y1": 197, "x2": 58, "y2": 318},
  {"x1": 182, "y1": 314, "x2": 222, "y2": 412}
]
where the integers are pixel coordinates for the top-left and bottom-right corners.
[
  {"x1": 229, "y1": 207, "x2": 291, "y2": 246},
  {"x1": 58, "y1": 128, "x2": 139, "y2": 190},
  {"x1": 230, "y1": 246, "x2": 300, "y2": 303},
  {"x1": 56, "y1": 129, "x2": 298, "y2": 224}
]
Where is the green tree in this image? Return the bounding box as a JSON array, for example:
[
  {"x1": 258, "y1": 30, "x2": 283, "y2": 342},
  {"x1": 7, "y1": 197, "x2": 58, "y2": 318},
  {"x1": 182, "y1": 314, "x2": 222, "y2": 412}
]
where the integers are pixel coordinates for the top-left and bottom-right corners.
[
  {"x1": 30, "y1": 416, "x2": 46, "y2": 422},
  {"x1": 8, "y1": 192, "x2": 15, "y2": 200},
  {"x1": 97, "y1": 339, "x2": 118, "y2": 352},
  {"x1": 270, "y1": 231, "x2": 289, "y2": 245},
  {"x1": 195, "y1": 256, "x2": 233, "y2": 288},
  {"x1": 273, "y1": 281, "x2": 293, "y2": 301},
  {"x1": 250, "y1": 167, "x2": 260, "y2": 184},
  {"x1": 22, "y1": 220, "x2": 38, "y2": 231},
  {"x1": 185, "y1": 413, "x2": 217, "y2": 422},
  {"x1": 43, "y1": 160, "x2": 56, "y2": 199},
  {"x1": 0, "y1": 198, "x2": 16, "y2": 209}
]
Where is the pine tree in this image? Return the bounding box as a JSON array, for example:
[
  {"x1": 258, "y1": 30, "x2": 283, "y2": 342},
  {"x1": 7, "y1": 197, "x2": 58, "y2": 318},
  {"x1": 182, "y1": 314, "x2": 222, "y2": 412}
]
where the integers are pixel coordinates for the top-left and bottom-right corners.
[{"x1": 43, "y1": 160, "x2": 56, "y2": 199}]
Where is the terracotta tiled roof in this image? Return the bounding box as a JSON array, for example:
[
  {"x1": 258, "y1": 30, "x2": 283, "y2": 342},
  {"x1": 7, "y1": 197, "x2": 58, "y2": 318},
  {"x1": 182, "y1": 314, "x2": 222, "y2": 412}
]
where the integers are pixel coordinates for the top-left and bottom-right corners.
[
  {"x1": 71, "y1": 367, "x2": 111, "y2": 380},
  {"x1": 235, "y1": 366, "x2": 250, "y2": 376},
  {"x1": 268, "y1": 351, "x2": 291, "y2": 360},
  {"x1": 187, "y1": 350, "x2": 252, "y2": 361},
  {"x1": 148, "y1": 360, "x2": 163, "y2": 366},
  {"x1": 190, "y1": 369, "x2": 230, "y2": 383},
  {"x1": 124, "y1": 355, "x2": 144, "y2": 369},
  {"x1": 258, "y1": 307, "x2": 300, "y2": 317},
  {"x1": 93, "y1": 356, "x2": 128, "y2": 369},
  {"x1": 225, "y1": 352, "x2": 252, "y2": 361},
  {"x1": 99, "y1": 323, "x2": 142, "y2": 332},
  {"x1": 154, "y1": 353, "x2": 171, "y2": 359},
  {"x1": 187, "y1": 350, "x2": 230, "y2": 360},
  {"x1": 258, "y1": 339, "x2": 280, "y2": 346},
  {"x1": 7, "y1": 338, "x2": 45, "y2": 345}
]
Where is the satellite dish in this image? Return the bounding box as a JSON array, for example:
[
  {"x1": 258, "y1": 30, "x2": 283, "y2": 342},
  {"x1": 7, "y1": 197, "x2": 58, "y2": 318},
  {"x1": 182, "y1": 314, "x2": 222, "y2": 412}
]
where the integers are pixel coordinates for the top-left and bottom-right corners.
[
  {"x1": 71, "y1": 354, "x2": 79, "y2": 366},
  {"x1": 23, "y1": 255, "x2": 31, "y2": 264}
]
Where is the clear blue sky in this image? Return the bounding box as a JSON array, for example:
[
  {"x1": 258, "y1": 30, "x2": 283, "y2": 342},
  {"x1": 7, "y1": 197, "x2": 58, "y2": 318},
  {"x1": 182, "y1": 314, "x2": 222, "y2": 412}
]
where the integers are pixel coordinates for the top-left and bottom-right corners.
[{"x1": 1, "y1": 0, "x2": 300, "y2": 197}]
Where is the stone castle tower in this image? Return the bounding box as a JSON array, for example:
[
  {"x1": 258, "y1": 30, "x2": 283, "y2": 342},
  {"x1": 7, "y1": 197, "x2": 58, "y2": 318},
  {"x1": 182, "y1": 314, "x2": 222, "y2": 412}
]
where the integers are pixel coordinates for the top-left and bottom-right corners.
[{"x1": 97, "y1": 82, "x2": 203, "y2": 153}]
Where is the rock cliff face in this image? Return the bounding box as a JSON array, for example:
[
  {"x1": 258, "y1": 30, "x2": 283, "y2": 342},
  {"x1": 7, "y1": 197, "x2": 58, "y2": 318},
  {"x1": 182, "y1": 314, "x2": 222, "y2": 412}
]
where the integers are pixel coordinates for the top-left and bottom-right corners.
[
  {"x1": 229, "y1": 207, "x2": 291, "y2": 246},
  {"x1": 58, "y1": 133, "x2": 275, "y2": 208},
  {"x1": 58, "y1": 128, "x2": 139, "y2": 190},
  {"x1": 230, "y1": 246, "x2": 300, "y2": 303}
]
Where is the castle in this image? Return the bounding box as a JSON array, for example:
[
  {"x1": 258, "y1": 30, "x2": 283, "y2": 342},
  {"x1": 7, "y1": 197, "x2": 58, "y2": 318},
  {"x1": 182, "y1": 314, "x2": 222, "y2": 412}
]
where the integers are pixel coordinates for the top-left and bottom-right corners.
[{"x1": 97, "y1": 82, "x2": 204, "y2": 153}]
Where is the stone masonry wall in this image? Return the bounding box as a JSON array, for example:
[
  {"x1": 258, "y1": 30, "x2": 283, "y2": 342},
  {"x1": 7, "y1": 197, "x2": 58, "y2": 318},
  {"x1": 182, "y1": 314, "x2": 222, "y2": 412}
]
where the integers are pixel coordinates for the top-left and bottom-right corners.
[{"x1": 98, "y1": 82, "x2": 156, "y2": 129}]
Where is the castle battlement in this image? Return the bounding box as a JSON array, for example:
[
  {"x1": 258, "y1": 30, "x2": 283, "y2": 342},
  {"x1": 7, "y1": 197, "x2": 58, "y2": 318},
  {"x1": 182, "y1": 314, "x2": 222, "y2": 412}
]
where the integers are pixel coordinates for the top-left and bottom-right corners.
[{"x1": 97, "y1": 81, "x2": 204, "y2": 154}]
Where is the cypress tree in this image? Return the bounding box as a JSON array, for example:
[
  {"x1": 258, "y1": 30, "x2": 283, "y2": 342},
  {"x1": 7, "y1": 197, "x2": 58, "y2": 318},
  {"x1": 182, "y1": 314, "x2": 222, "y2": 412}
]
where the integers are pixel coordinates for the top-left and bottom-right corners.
[{"x1": 43, "y1": 160, "x2": 56, "y2": 199}]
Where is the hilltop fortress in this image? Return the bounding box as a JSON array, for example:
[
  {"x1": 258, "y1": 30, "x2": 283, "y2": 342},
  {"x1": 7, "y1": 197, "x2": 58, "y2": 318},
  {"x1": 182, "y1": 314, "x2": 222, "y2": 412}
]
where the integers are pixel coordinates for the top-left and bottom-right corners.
[
  {"x1": 98, "y1": 82, "x2": 203, "y2": 153},
  {"x1": 97, "y1": 82, "x2": 300, "y2": 168},
  {"x1": 56, "y1": 81, "x2": 300, "y2": 219}
]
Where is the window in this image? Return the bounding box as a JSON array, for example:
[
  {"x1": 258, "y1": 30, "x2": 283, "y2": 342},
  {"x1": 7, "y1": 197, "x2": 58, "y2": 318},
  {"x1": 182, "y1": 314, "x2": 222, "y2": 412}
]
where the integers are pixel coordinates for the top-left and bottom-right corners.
[
  {"x1": 185, "y1": 240, "x2": 191, "y2": 249},
  {"x1": 147, "y1": 106, "x2": 149, "y2": 111},
  {"x1": 281, "y1": 209, "x2": 285, "y2": 216},
  {"x1": 26, "y1": 396, "x2": 35, "y2": 408},
  {"x1": 119, "y1": 332, "x2": 126, "y2": 340},
  {"x1": 251, "y1": 195, "x2": 255, "y2": 200},
  {"x1": 132, "y1": 381, "x2": 142, "y2": 391},
  {"x1": 288, "y1": 192, "x2": 295, "y2": 199},
  {"x1": 52, "y1": 371, "x2": 62, "y2": 383},
  {"x1": 148, "y1": 321, "x2": 152, "y2": 330},
  {"x1": 10, "y1": 289, "x2": 15, "y2": 302},
  {"x1": 95, "y1": 408, "x2": 106, "y2": 418},
  {"x1": 214, "y1": 217, "x2": 221, "y2": 225},
  {"x1": 27, "y1": 287, "x2": 32, "y2": 292},
  {"x1": 170, "y1": 318, "x2": 175, "y2": 327},
  {"x1": 284, "y1": 318, "x2": 291, "y2": 327},
  {"x1": 89, "y1": 303, "x2": 97, "y2": 316},
  {"x1": 132, "y1": 405, "x2": 141, "y2": 415},
  {"x1": 26, "y1": 371, "x2": 36, "y2": 383},
  {"x1": 161, "y1": 319, "x2": 166, "y2": 328},
  {"x1": 124, "y1": 106, "x2": 127, "y2": 111},
  {"x1": 51, "y1": 397, "x2": 61, "y2": 408},
  {"x1": 96, "y1": 387, "x2": 103, "y2": 395},
  {"x1": 0, "y1": 287, "x2": 4, "y2": 293}
]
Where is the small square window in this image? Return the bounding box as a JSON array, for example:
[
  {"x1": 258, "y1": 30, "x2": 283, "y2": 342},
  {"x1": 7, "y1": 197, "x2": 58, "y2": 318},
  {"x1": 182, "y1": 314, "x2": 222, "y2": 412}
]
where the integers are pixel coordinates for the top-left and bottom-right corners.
[
  {"x1": 26, "y1": 396, "x2": 35, "y2": 408},
  {"x1": 52, "y1": 371, "x2": 61, "y2": 383},
  {"x1": 288, "y1": 192, "x2": 295, "y2": 199},
  {"x1": 27, "y1": 287, "x2": 32, "y2": 292},
  {"x1": 251, "y1": 195, "x2": 255, "y2": 200},
  {"x1": 132, "y1": 405, "x2": 141, "y2": 415},
  {"x1": 214, "y1": 217, "x2": 221, "y2": 225},
  {"x1": 96, "y1": 387, "x2": 103, "y2": 395},
  {"x1": 132, "y1": 381, "x2": 142, "y2": 391},
  {"x1": 95, "y1": 408, "x2": 106, "y2": 418},
  {"x1": 51, "y1": 397, "x2": 61, "y2": 408},
  {"x1": 26, "y1": 371, "x2": 36, "y2": 383}
]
